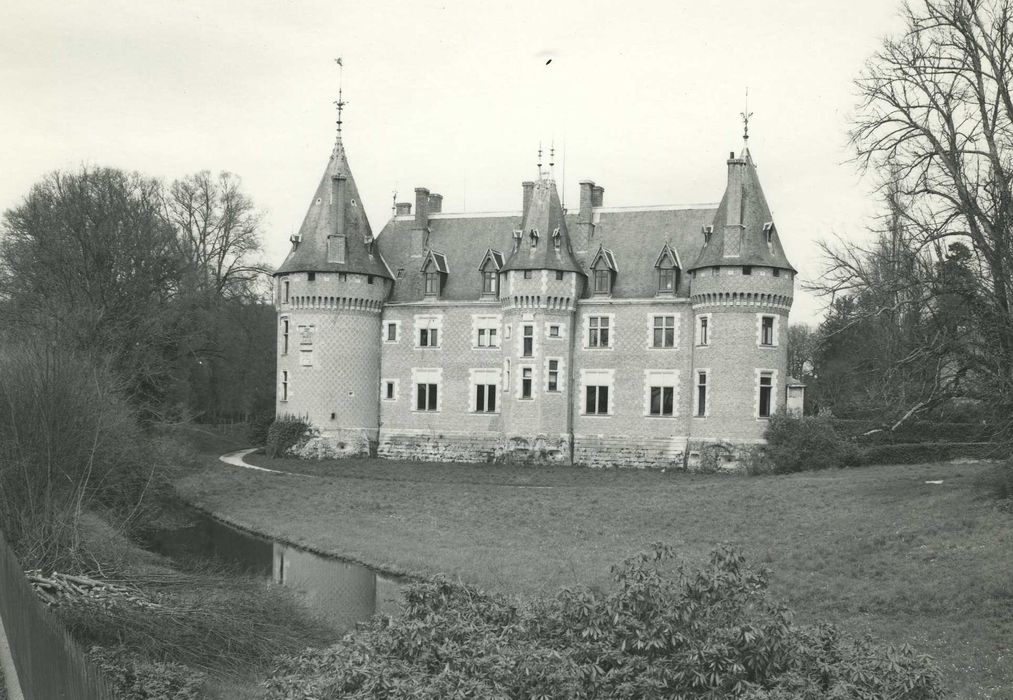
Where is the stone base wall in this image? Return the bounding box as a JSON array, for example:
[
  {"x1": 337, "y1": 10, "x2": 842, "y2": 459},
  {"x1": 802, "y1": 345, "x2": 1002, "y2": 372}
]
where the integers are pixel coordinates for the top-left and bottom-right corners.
[
  {"x1": 291, "y1": 428, "x2": 374, "y2": 460},
  {"x1": 572, "y1": 435, "x2": 687, "y2": 470},
  {"x1": 684, "y1": 439, "x2": 765, "y2": 473},
  {"x1": 378, "y1": 430, "x2": 501, "y2": 463}
]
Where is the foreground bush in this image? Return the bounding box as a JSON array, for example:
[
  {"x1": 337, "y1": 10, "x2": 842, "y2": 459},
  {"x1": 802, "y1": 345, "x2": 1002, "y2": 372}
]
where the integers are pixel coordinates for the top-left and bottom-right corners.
[
  {"x1": 763, "y1": 412, "x2": 857, "y2": 473},
  {"x1": 266, "y1": 415, "x2": 310, "y2": 458},
  {"x1": 263, "y1": 545, "x2": 942, "y2": 699}
]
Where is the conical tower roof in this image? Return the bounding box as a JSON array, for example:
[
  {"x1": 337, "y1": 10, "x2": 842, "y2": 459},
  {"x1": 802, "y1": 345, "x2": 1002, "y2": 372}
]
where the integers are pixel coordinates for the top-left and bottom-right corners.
[
  {"x1": 501, "y1": 177, "x2": 585, "y2": 274},
  {"x1": 275, "y1": 138, "x2": 392, "y2": 278},
  {"x1": 689, "y1": 149, "x2": 795, "y2": 272}
]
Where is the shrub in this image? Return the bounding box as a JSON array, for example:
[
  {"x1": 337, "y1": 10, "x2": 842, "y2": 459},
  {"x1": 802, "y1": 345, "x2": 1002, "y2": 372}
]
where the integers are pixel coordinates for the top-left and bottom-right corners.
[
  {"x1": 764, "y1": 412, "x2": 852, "y2": 473},
  {"x1": 89, "y1": 646, "x2": 205, "y2": 700},
  {"x1": 857, "y1": 441, "x2": 1007, "y2": 466},
  {"x1": 263, "y1": 545, "x2": 942, "y2": 699},
  {"x1": 247, "y1": 412, "x2": 274, "y2": 447},
  {"x1": 265, "y1": 415, "x2": 310, "y2": 458}
]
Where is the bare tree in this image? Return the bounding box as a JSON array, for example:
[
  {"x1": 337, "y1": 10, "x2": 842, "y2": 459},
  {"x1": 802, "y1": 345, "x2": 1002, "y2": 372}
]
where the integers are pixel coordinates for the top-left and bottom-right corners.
[
  {"x1": 814, "y1": 0, "x2": 1013, "y2": 427},
  {"x1": 162, "y1": 171, "x2": 270, "y2": 300}
]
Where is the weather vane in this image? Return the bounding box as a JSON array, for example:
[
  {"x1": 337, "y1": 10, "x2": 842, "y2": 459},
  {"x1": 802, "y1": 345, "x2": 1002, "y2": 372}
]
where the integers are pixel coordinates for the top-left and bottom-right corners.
[
  {"x1": 741, "y1": 87, "x2": 753, "y2": 144},
  {"x1": 334, "y1": 57, "x2": 347, "y2": 135}
]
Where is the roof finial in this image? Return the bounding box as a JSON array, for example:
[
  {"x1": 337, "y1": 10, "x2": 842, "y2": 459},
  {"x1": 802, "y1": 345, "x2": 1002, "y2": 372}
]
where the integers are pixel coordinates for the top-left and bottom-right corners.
[
  {"x1": 334, "y1": 57, "x2": 347, "y2": 138},
  {"x1": 740, "y1": 86, "x2": 753, "y2": 147},
  {"x1": 537, "y1": 141, "x2": 543, "y2": 178},
  {"x1": 549, "y1": 140, "x2": 555, "y2": 178}
]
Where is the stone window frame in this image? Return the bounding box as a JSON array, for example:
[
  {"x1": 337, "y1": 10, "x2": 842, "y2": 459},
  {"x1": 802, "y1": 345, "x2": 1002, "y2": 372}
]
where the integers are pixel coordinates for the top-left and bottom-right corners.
[
  {"x1": 280, "y1": 370, "x2": 289, "y2": 402},
  {"x1": 584, "y1": 313, "x2": 615, "y2": 350},
  {"x1": 546, "y1": 323, "x2": 562, "y2": 340},
  {"x1": 643, "y1": 369, "x2": 679, "y2": 418},
  {"x1": 695, "y1": 314, "x2": 712, "y2": 347},
  {"x1": 694, "y1": 369, "x2": 710, "y2": 417},
  {"x1": 281, "y1": 278, "x2": 290, "y2": 304},
  {"x1": 544, "y1": 356, "x2": 564, "y2": 393},
  {"x1": 517, "y1": 363, "x2": 536, "y2": 400},
  {"x1": 281, "y1": 316, "x2": 290, "y2": 355},
  {"x1": 647, "y1": 314, "x2": 678, "y2": 349},
  {"x1": 755, "y1": 368, "x2": 778, "y2": 419},
  {"x1": 756, "y1": 313, "x2": 779, "y2": 348},
  {"x1": 521, "y1": 324, "x2": 535, "y2": 357},
  {"x1": 579, "y1": 368, "x2": 615, "y2": 416},
  {"x1": 384, "y1": 320, "x2": 401, "y2": 344},
  {"x1": 471, "y1": 314, "x2": 502, "y2": 349},
  {"x1": 415, "y1": 314, "x2": 443, "y2": 349},
  {"x1": 381, "y1": 378, "x2": 399, "y2": 402},
  {"x1": 469, "y1": 368, "x2": 501, "y2": 414},
  {"x1": 299, "y1": 348, "x2": 313, "y2": 367},
  {"x1": 411, "y1": 368, "x2": 443, "y2": 413}
]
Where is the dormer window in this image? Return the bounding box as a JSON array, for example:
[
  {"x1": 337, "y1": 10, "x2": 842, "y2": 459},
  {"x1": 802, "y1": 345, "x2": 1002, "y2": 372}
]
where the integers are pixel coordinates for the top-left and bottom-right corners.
[
  {"x1": 702, "y1": 225, "x2": 713, "y2": 244},
  {"x1": 763, "y1": 221, "x2": 775, "y2": 246},
  {"x1": 529, "y1": 228, "x2": 539, "y2": 247},
  {"x1": 421, "y1": 250, "x2": 449, "y2": 298},
  {"x1": 552, "y1": 227, "x2": 561, "y2": 250},
  {"x1": 654, "y1": 242, "x2": 681, "y2": 295},
  {"x1": 478, "y1": 248, "x2": 504, "y2": 298},
  {"x1": 589, "y1": 245, "x2": 618, "y2": 296}
]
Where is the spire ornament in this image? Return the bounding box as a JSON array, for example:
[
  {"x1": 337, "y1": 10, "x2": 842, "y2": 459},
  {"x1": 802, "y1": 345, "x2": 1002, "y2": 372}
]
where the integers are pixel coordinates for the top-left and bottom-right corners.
[
  {"x1": 334, "y1": 57, "x2": 347, "y2": 138},
  {"x1": 740, "y1": 87, "x2": 753, "y2": 147}
]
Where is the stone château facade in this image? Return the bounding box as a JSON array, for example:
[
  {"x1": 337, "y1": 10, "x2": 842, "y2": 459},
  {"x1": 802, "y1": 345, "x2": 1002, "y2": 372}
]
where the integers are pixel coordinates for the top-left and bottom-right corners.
[{"x1": 274, "y1": 128, "x2": 800, "y2": 468}]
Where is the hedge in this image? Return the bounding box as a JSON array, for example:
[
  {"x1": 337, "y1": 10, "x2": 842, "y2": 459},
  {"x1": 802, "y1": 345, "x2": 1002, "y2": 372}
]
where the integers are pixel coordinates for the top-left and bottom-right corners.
[
  {"x1": 857, "y1": 441, "x2": 1008, "y2": 466},
  {"x1": 830, "y1": 419, "x2": 996, "y2": 444}
]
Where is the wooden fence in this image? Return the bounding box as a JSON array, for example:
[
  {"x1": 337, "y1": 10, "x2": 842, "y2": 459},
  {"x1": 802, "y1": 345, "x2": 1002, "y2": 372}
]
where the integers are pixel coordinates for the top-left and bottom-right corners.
[{"x1": 0, "y1": 532, "x2": 113, "y2": 700}]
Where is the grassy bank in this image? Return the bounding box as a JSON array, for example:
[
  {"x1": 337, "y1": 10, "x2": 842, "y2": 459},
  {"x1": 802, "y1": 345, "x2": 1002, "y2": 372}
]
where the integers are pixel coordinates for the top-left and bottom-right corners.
[{"x1": 179, "y1": 455, "x2": 1013, "y2": 698}]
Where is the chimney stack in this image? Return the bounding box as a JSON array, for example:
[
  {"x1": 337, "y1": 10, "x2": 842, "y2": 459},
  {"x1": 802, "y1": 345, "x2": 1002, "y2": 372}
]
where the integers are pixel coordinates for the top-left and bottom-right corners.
[
  {"x1": 428, "y1": 193, "x2": 443, "y2": 214},
  {"x1": 331, "y1": 175, "x2": 347, "y2": 236},
  {"x1": 395, "y1": 202, "x2": 412, "y2": 217},
  {"x1": 521, "y1": 181, "x2": 535, "y2": 221},
  {"x1": 412, "y1": 187, "x2": 430, "y2": 258},
  {"x1": 578, "y1": 180, "x2": 595, "y2": 223},
  {"x1": 592, "y1": 185, "x2": 604, "y2": 208},
  {"x1": 725, "y1": 155, "x2": 744, "y2": 228}
]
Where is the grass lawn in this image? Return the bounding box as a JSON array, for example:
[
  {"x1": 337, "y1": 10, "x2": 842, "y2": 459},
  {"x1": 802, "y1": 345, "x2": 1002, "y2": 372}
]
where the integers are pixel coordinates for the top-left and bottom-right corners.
[{"x1": 177, "y1": 455, "x2": 1013, "y2": 699}]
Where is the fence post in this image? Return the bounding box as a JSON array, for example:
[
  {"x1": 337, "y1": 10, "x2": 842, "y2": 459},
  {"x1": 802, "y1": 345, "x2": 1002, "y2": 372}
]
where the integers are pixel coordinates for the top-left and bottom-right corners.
[{"x1": 0, "y1": 612, "x2": 25, "y2": 700}]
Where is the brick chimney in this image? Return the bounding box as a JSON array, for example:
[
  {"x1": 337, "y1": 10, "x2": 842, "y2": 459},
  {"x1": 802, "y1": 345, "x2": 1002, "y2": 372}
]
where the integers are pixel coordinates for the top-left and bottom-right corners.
[
  {"x1": 395, "y1": 202, "x2": 412, "y2": 216},
  {"x1": 592, "y1": 185, "x2": 604, "y2": 208},
  {"x1": 428, "y1": 193, "x2": 443, "y2": 214},
  {"x1": 331, "y1": 175, "x2": 347, "y2": 236},
  {"x1": 522, "y1": 181, "x2": 535, "y2": 222},
  {"x1": 411, "y1": 187, "x2": 430, "y2": 258},
  {"x1": 575, "y1": 180, "x2": 596, "y2": 255},
  {"x1": 724, "y1": 153, "x2": 746, "y2": 257}
]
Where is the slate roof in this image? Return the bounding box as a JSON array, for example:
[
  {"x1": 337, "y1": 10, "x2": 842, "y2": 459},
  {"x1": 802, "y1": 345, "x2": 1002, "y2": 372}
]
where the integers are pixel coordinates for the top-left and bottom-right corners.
[
  {"x1": 501, "y1": 178, "x2": 584, "y2": 274},
  {"x1": 376, "y1": 204, "x2": 720, "y2": 302},
  {"x1": 688, "y1": 149, "x2": 795, "y2": 272},
  {"x1": 275, "y1": 138, "x2": 392, "y2": 279}
]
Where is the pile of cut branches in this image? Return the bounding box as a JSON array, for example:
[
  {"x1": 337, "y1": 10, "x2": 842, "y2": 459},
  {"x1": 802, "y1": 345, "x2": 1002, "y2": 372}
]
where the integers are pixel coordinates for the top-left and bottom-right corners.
[{"x1": 26, "y1": 570, "x2": 160, "y2": 610}]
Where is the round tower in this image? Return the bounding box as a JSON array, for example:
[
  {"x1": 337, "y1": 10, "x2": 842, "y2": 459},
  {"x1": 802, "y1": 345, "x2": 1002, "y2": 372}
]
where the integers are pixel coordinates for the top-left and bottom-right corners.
[
  {"x1": 274, "y1": 135, "x2": 393, "y2": 457},
  {"x1": 498, "y1": 175, "x2": 586, "y2": 461},
  {"x1": 687, "y1": 148, "x2": 795, "y2": 447}
]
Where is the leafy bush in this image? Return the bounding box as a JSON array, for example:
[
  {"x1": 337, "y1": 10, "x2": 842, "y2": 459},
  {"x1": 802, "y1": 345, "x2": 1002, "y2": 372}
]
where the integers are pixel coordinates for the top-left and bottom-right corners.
[
  {"x1": 89, "y1": 646, "x2": 205, "y2": 700},
  {"x1": 832, "y1": 419, "x2": 995, "y2": 444},
  {"x1": 263, "y1": 545, "x2": 942, "y2": 699},
  {"x1": 248, "y1": 412, "x2": 274, "y2": 447},
  {"x1": 764, "y1": 412, "x2": 856, "y2": 473},
  {"x1": 265, "y1": 415, "x2": 310, "y2": 458},
  {"x1": 857, "y1": 442, "x2": 1006, "y2": 466}
]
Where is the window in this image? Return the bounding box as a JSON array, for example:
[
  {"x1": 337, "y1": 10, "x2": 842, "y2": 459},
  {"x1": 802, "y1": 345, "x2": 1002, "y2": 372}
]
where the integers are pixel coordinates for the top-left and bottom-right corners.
[
  {"x1": 299, "y1": 348, "x2": 313, "y2": 366},
  {"x1": 386, "y1": 322, "x2": 398, "y2": 343},
  {"x1": 477, "y1": 327, "x2": 498, "y2": 348},
  {"x1": 773, "y1": 268, "x2": 781, "y2": 277},
  {"x1": 424, "y1": 272, "x2": 440, "y2": 296},
  {"x1": 522, "y1": 325, "x2": 534, "y2": 356},
  {"x1": 548, "y1": 325, "x2": 560, "y2": 338},
  {"x1": 742, "y1": 266, "x2": 752, "y2": 275},
  {"x1": 483, "y1": 271, "x2": 498, "y2": 295},
  {"x1": 280, "y1": 371, "x2": 289, "y2": 401},
  {"x1": 555, "y1": 270, "x2": 564, "y2": 280},
  {"x1": 338, "y1": 272, "x2": 347, "y2": 282},
  {"x1": 658, "y1": 267, "x2": 677, "y2": 293},
  {"x1": 282, "y1": 279, "x2": 290, "y2": 303},
  {"x1": 367, "y1": 275, "x2": 375, "y2": 285},
  {"x1": 282, "y1": 319, "x2": 289, "y2": 354},
  {"x1": 593, "y1": 269, "x2": 611, "y2": 294},
  {"x1": 332, "y1": 238, "x2": 352, "y2": 265},
  {"x1": 585, "y1": 385, "x2": 609, "y2": 415},
  {"x1": 697, "y1": 316, "x2": 709, "y2": 346},
  {"x1": 649, "y1": 386, "x2": 674, "y2": 416},
  {"x1": 475, "y1": 384, "x2": 497, "y2": 413},
  {"x1": 652, "y1": 316, "x2": 675, "y2": 348},
  {"x1": 307, "y1": 272, "x2": 316, "y2": 282},
  {"x1": 761, "y1": 316, "x2": 775, "y2": 346},
  {"x1": 696, "y1": 371, "x2": 707, "y2": 417},
  {"x1": 420, "y1": 328, "x2": 439, "y2": 347},
  {"x1": 396, "y1": 267, "x2": 405, "y2": 279},
  {"x1": 588, "y1": 316, "x2": 610, "y2": 348},
  {"x1": 523, "y1": 270, "x2": 533, "y2": 279},
  {"x1": 521, "y1": 367, "x2": 533, "y2": 399},
  {"x1": 547, "y1": 359, "x2": 559, "y2": 392},
  {"x1": 758, "y1": 373, "x2": 773, "y2": 418},
  {"x1": 416, "y1": 383, "x2": 438, "y2": 411},
  {"x1": 384, "y1": 381, "x2": 395, "y2": 400}
]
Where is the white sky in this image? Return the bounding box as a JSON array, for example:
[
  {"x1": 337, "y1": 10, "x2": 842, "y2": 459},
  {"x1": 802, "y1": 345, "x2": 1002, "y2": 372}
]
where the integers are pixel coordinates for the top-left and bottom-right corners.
[{"x1": 1, "y1": 0, "x2": 908, "y2": 324}]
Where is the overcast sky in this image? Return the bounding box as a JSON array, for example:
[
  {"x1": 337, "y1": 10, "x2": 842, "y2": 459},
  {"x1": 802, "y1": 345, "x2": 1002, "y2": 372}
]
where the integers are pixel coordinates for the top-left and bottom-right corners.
[{"x1": 1, "y1": 0, "x2": 908, "y2": 324}]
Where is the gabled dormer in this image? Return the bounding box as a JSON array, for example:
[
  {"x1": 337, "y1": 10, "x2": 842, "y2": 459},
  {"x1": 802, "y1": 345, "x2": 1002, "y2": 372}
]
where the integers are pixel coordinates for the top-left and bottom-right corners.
[
  {"x1": 589, "y1": 245, "x2": 618, "y2": 296},
  {"x1": 654, "y1": 241, "x2": 682, "y2": 295},
  {"x1": 421, "y1": 249, "x2": 449, "y2": 298},
  {"x1": 479, "y1": 248, "x2": 504, "y2": 297}
]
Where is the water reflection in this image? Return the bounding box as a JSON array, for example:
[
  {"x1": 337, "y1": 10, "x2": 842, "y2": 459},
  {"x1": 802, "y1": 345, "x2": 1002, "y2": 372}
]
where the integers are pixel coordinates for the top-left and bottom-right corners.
[{"x1": 144, "y1": 510, "x2": 402, "y2": 631}]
